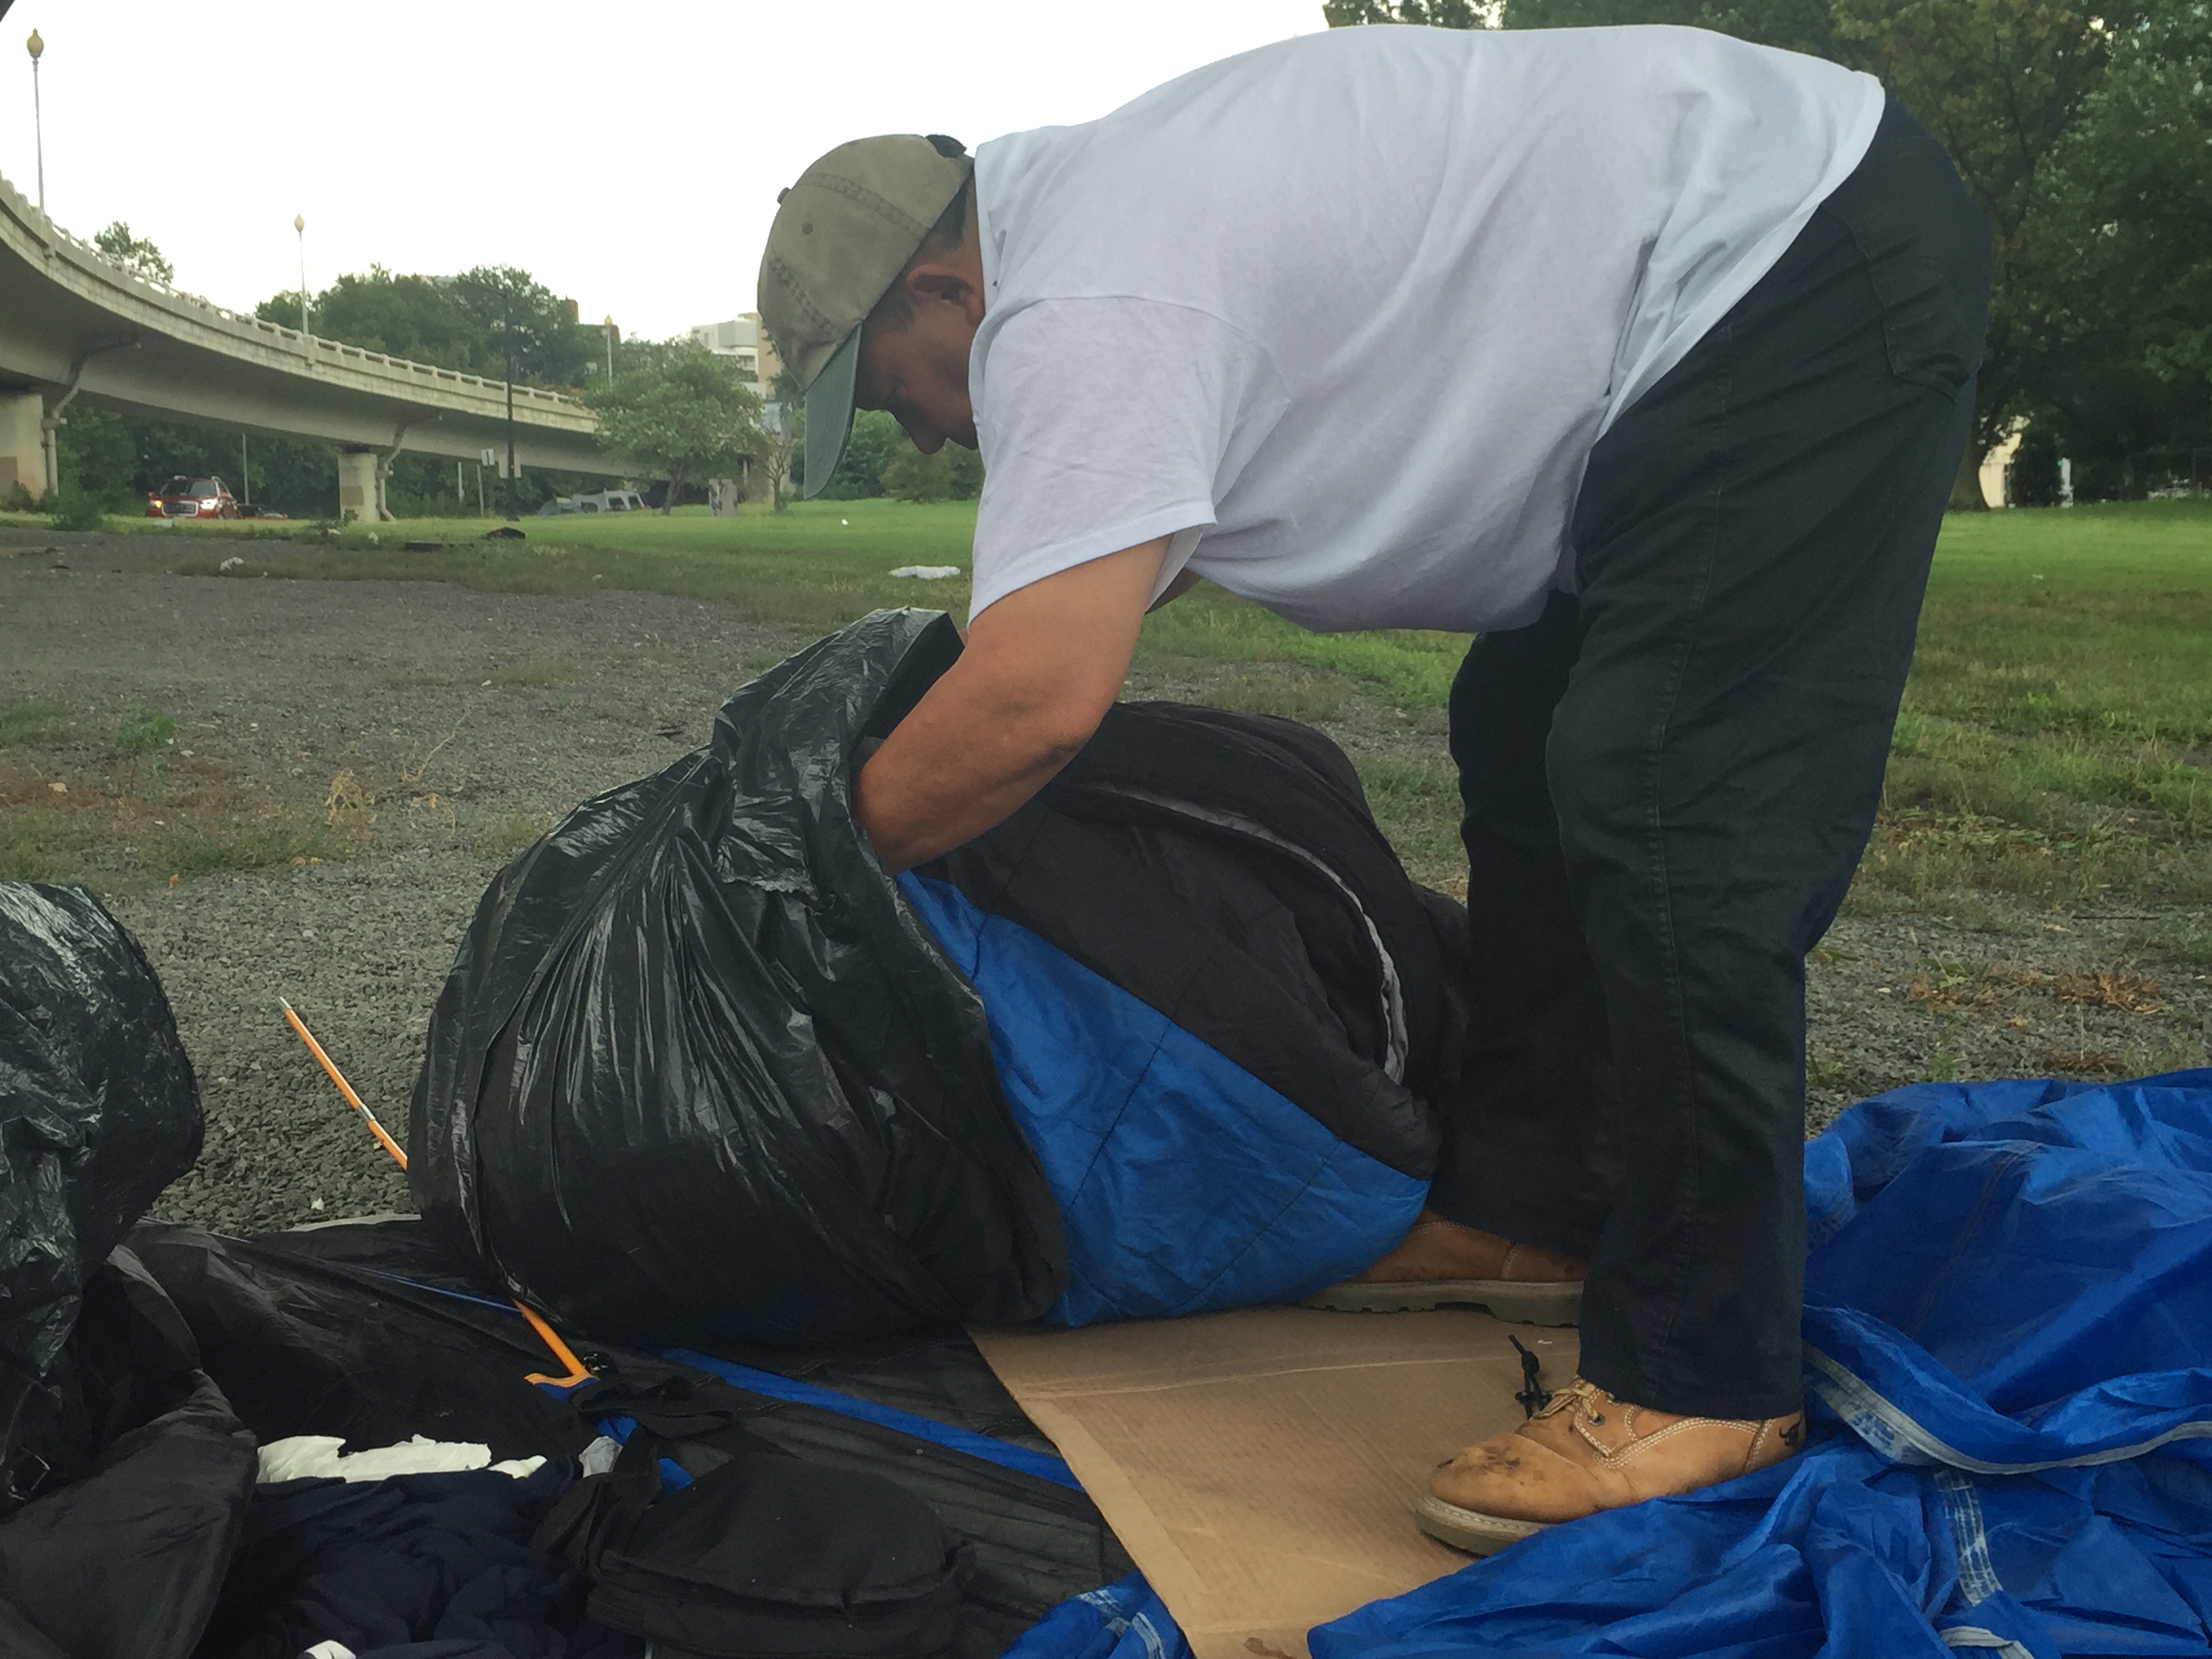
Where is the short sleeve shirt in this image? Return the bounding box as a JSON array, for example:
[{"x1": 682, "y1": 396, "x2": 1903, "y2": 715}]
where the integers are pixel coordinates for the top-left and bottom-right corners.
[{"x1": 964, "y1": 25, "x2": 1884, "y2": 632}]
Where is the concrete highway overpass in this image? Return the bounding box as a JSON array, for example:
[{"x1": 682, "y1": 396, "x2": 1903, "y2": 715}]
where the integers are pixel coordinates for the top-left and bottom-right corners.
[{"x1": 0, "y1": 170, "x2": 623, "y2": 518}]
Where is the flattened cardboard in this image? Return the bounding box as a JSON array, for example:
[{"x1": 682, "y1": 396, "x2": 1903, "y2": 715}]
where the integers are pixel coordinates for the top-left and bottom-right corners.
[{"x1": 971, "y1": 1308, "x2": 1580, "y2": 1659}]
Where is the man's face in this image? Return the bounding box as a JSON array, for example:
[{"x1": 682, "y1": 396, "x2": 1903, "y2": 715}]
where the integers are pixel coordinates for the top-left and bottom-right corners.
[{"x1": 854, "y1": 255, "x2": 986, "y2": 454}]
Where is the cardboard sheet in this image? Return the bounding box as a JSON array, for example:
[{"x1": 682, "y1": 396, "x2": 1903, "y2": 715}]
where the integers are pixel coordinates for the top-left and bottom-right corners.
[{"x1": 970, "y1": 1307, "x2": 1580, "y2": 1659}]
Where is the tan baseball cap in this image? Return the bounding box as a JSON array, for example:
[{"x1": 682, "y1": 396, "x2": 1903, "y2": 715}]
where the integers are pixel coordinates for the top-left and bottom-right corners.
[{"x1": 758, "y1": 134, "x2": 974, "y2": 498}]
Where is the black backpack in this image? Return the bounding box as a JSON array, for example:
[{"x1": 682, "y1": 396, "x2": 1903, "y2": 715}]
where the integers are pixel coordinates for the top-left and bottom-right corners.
[{"x1": 533, "y1": 1374, "x2": 973, "y2": 1659}]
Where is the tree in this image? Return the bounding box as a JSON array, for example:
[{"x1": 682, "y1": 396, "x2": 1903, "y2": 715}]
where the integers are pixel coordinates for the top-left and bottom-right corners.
[
  {"x1": 819, "y1": 410, "x2": 905, "y2": 499},
  {"x1": 587, "y1": 344, "x2": 767, "y2": 515},
  {"x1": 93, "y1": 221, "x2": 174, "y2": 285},
  {"x1": 1323, "y1": 0, "x2": 1494, "y2": 22},
  {"x1": 2015, "y1": 0, "x2": 2212, "y2": 493},
  {"x1": 251, "y1": 262, "x2": 599, "y2": 389},
  {"x1": 1333, "y1": 0, "x2": 2205, "y2": 502},
  {"x1": 880, "y1": 441, "x2": 984, "y2": 504},
  {"x1": 756, "y1": 369, "x2": 804, "y2": 510}
]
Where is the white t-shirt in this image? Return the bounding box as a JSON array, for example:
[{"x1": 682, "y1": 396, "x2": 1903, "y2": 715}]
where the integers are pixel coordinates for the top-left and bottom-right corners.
[{"x1": 966, "y1": 25, "x2": 1884, "y2": 632}]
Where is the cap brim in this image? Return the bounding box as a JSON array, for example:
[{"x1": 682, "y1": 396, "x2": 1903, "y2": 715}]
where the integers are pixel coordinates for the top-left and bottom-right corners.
[{"x1": 802, "y1": 327, "x2": 861, "y2": 500}]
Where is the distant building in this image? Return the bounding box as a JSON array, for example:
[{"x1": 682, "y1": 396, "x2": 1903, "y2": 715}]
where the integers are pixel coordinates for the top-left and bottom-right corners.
[{"x1": 687, "y1": 314, "x2": 782, "y2": 398}]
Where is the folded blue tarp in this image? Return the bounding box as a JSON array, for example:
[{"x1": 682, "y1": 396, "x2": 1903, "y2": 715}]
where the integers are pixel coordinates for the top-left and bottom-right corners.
[
  {"x1": 1014, "y1": 1069, "x2": 2212, "y2": 1659},
  {"x1": 1311, "y1": 1067, "x2": 2212, "y2": 1658}
]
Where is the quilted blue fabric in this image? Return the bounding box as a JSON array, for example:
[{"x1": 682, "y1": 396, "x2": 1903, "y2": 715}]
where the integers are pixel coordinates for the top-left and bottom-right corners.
[{"x1": 899, "y1": 873, "x2": 1427, "y2": 1327}]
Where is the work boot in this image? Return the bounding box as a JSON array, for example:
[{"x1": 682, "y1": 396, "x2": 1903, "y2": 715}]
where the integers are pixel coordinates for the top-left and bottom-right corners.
[
  {"x1": 1304, "y1": 1208, "x2": 1584, "y2": 1324},
  {"x1": 1416, "y1": 1377, "x2": 1806, "y2": 1555}
]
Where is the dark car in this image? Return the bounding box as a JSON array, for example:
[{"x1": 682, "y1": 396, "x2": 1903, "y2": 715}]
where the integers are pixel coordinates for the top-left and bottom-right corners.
[
  {"x1": 146, "y1": 476, "x2": 239, "y2": 519},
  {"x1": 237, "y1": 503, "x2": 289, "y2": 520}
]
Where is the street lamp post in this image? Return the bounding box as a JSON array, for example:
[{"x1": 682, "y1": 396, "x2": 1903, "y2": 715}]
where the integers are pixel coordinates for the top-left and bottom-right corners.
[
  {"x1": 294, "y1": 215, "x2": 310, "y2": 337},
  {"x1": 501, "y1": 293, "x2": 519, "y2": 520},
  {"x1": 25, "y1": 28, "x2": 45, "y2": 215},
  {"x1": 604, "y1": 314, "x2": 615, "y2": 380}
]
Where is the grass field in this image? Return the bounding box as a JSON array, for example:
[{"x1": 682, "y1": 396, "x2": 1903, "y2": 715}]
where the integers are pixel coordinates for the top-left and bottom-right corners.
[{"x1": 6, "y1": 497, "x2": 2207, "y2": 947}]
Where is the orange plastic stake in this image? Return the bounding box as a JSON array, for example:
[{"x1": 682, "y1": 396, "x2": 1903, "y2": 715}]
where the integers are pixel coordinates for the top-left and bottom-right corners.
[
  {"x1": 279, "y1": 997, "x2": 408, "y2": 1170},
  {"x1": 277, "y1": 997, "x2": 594, "y2": 1389}
]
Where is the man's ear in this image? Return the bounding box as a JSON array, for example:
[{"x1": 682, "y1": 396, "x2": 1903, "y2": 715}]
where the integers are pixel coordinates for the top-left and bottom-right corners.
[{"x1": 905, "y1": 262, "x2": 987, "y2": 327}]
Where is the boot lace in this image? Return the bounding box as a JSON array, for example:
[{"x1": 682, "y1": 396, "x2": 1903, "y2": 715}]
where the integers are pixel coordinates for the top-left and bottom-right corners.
[{"x1": 1532, "y1": 1376, "x2": 1616, "y2": 1427}]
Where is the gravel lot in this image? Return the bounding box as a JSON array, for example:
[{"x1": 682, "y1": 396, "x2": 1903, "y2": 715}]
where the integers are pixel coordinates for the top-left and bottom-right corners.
[{"x1": 3, "y1": 527, "x2": 2207, "y2": 1233}]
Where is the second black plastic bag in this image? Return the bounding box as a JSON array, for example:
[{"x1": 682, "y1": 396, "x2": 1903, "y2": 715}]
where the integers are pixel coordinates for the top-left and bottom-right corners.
[{"x1": 410, "y1": 610, "x2": 1069, "y2": 1343}]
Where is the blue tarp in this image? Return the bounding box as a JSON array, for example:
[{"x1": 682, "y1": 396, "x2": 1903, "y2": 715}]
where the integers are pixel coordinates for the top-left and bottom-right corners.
[
  {"x1": 1311, "y1": 1068, "x2": 2212, "y2": 1658},
  {"x1": 899, "y1": 874, "x2": 1426, "y2": 1326},
  {"x1": 1008, "y1": 1069, "x2": 2212, "y2": 1659}
]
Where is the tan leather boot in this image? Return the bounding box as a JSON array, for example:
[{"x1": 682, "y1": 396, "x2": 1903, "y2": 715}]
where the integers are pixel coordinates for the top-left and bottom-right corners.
[
  {"x1": 1417, "y1": 1377, "x2": 1806, "y2": 1555},
  {"x1": 1304, "y1": 1208, "x2": 1584, "y2": 1324}
]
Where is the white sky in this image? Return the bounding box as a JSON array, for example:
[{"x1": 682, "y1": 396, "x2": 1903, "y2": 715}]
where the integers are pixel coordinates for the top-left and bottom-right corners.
[{"x1": 3, "y1": 1, "x2": 1323, "y2": 342}]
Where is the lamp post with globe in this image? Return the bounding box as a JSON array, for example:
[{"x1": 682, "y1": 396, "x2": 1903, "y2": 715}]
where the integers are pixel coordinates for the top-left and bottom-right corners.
[
  {"x1": 294, "y1": 215, "x2": 310, "y2": 337},
  {"x1": 25, "y1": 28, "x2": 45, "y2": 215}
]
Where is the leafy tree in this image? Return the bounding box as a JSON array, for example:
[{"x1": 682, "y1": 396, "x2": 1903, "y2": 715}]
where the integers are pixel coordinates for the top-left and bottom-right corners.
[
  {"x1": 819, "y1": 410, "x2": 906, "y2": 499},
  {"x1": 587, "y1": 344, "x2": 767, "y2": 515},
  {"x1": 2015, "y1": 0, "x2": 2212, "y2": 493},
  {"x1": 758, "y1": 370, "x2": 804, "y2": 510},
  {"x1": 880, "y1": 442, "x2": 984, "y2": 504},
  {"x1": 93, "y1": 221, "x2": 174, "y2": 285},
  {"x1": 1322, "y1": 1, "x2": 1492, "y2": 22},
  {"x1": 251, "y1": 263, "x2": 600, "y2": 390},
  {"x1": 1333, "y1": 0, "x2": 2205, "y2": 501}
]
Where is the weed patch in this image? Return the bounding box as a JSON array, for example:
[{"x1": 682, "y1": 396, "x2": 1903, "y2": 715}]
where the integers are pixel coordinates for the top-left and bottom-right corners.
[
  {"x1": 485, "y1": 658, "x2": 580, "y2": 689},
  {"x1": 0, "y1": 697, "x2": 73, "y2": 747},
  {"x1": 114, "y1": 704, "x2": 177, "y2": 753},
  {"x1": 1353, "y1": 754, "x2": 1463, "y2": 885},
  {"x1": 0, "y1": 756, "x2": 359, "y2": 887},
  {"x1": 472, "y1": 810, "x2": 552, "y2": 861}
]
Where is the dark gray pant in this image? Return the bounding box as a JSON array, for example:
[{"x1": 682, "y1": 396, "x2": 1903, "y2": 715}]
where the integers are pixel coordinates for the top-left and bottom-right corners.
[{"x1": 1433, "y1": 102, "x2": 1991, "y2": 1418}]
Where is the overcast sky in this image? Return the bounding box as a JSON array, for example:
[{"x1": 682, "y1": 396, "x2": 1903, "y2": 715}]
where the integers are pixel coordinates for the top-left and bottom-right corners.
[{"x1": 3, "y1": 1, "x2": 1323, "y2": 342}]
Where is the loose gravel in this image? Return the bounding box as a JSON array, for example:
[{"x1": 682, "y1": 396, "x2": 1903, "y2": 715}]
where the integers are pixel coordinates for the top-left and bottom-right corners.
[{"x1": 3, "y1": 527, "x2": 2206, "y2": 1234}]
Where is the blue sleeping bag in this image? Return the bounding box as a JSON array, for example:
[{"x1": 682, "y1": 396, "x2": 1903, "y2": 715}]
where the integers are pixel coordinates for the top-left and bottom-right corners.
[{"x1": 903, "y1": 700, "x2": 1462, "y2": 1326}]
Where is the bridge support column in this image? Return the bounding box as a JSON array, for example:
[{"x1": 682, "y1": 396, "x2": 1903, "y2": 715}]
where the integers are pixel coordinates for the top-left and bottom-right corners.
[
  {"x1": 337, "y1": 448, "x2": 380, "y2": 523},
  {"x1": 0, "y1": 392, "x2": 46, "y2": 504}
]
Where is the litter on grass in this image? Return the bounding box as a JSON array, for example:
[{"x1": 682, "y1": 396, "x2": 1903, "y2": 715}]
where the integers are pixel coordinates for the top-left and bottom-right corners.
[{"x1": 890, "y1": 564, "x2": 962, "y2": 579}]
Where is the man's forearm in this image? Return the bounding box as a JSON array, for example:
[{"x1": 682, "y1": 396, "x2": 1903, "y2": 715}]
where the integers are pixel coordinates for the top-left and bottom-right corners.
[
  {"x1": 853, "y1": 664, "x2": 1094, "y2": 872},
  {"x1": 854, "y1": 538, "x2": 1171, "y2": 874}
]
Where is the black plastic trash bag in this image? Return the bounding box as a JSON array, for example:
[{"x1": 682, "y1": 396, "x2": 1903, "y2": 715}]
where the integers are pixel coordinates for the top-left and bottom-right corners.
[
  {"x1": 0, "y1": 1247, "x2": 256, "y2": 1659},
  {"x1": 411, "y1": 610, "x2": 1068, "y2": 1343},
  {"x1": 0, "y1": 882, "x2": 203, "y2": 1492}
]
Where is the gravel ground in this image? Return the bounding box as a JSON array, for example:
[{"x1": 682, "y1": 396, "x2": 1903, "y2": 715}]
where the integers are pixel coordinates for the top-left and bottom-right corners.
[{"x1": 3, "y1": 526, "x2": 2207, "y2": 1233}]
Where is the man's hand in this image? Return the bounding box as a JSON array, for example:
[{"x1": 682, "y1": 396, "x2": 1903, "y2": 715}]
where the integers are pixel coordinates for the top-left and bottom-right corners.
[{"x1": 855, "y1": 539, "x2": 1171, "y2": 874}]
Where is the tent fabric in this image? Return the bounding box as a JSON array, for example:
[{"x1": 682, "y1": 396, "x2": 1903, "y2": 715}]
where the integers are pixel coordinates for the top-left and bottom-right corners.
[
  {"x1": 1303, "y1": 1067, "x2": 2212, "y2": 1659},
  {"x1": 134, "y1": 1222, "x2": 1134, "y2": 1659}
]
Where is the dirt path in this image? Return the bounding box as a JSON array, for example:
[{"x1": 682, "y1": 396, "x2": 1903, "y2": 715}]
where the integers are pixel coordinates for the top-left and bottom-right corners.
[{"x1": 3, "y1": 528, "x2": 2205, "y2": 1232}]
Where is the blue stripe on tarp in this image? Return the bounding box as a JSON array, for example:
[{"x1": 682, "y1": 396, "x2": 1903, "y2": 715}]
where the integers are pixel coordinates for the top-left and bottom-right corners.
[
  {"x1": 661, "y1": 1346, "x2": 1082, "y2": 1490},
  {"x1": 899, "y1": 873, "x2": 1426, "y2": 1326}
]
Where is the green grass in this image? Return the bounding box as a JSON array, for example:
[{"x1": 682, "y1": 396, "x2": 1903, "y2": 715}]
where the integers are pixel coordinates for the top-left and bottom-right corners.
[
  {"x1": 1853, "y1": 499, "x2": 2212, "y2": 919},
  {"x1": 113, "y1": 703, "x2": 176, "y2": 752},
  {"x1": 23, "y1": 495, "x2": 2209, "y2": 926},
  {"x1": 1, "y1": 697, "x2": 75, "y2": 746},
  {"x1": 484, "y1": 657, "x2": 579, "y2": 689},
  {"x1": 0, "y1": 795, "x2": 352, "y2": 885}
]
